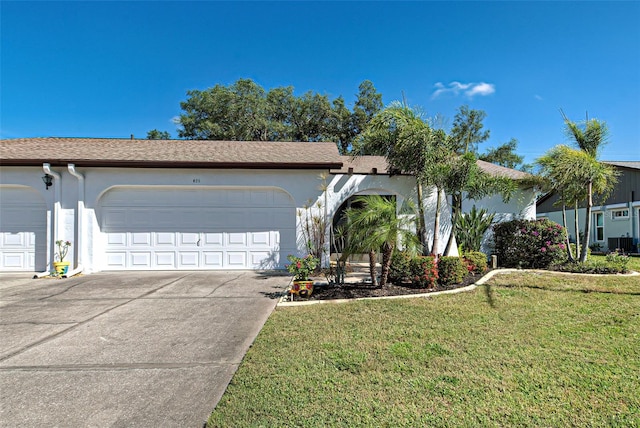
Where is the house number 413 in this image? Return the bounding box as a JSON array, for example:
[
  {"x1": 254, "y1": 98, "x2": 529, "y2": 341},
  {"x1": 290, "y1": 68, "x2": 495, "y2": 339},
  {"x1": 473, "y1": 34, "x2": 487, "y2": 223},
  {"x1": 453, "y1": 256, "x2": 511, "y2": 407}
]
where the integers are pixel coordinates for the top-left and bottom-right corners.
[{"x1": 192, "y1": 178, "x2": 201, "y2": 184}]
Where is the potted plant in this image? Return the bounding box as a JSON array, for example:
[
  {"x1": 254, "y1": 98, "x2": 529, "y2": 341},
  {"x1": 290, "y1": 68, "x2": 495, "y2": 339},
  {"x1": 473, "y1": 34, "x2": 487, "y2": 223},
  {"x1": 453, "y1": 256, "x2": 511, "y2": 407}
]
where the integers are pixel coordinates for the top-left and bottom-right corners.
[
  {"x1": 286, "y1": 254, "x2": 319, "y2": 297},
  {"x1": 53, "y1": 240, "x2": 71, "y2": 275}
]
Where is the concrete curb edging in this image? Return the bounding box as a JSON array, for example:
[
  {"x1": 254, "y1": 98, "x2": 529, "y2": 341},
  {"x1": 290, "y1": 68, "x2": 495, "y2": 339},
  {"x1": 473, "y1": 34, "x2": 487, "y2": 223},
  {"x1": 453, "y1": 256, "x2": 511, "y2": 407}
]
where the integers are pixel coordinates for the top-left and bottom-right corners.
[{"x1": 277, "y1": 268, "x2": 639, "y2": 307}]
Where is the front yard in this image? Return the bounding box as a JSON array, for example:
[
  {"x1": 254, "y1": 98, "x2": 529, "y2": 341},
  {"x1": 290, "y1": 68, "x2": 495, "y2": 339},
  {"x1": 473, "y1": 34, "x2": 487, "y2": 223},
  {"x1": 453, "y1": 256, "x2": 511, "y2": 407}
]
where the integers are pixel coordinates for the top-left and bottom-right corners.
[{"x1": 208, "y1": 270, "x2": 639, "y2": 427}]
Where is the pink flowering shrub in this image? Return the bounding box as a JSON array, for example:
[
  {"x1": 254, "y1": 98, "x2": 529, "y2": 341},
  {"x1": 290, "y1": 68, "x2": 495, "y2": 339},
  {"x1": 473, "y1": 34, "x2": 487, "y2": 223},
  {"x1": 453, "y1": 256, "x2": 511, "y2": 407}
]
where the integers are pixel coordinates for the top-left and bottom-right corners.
[{"x1": 493, "y1": 219, "x2": 567, "y2": 268}]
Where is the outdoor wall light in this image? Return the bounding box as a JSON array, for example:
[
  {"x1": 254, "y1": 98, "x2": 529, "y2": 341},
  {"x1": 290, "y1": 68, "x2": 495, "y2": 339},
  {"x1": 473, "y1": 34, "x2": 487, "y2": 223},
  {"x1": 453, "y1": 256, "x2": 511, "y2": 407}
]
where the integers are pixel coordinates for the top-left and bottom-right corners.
[{"x1": 42, "y1": 174, "x2": 53, "y2": 190}]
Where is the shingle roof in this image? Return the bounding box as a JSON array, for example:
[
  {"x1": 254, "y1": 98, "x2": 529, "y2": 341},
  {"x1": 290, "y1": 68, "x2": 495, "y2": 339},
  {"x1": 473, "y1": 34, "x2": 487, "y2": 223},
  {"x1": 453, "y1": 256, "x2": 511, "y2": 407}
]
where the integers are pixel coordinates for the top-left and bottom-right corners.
[
  {"x1": 331, "y1": 156, "x2": 530, "y2": 179},
  {"x1": 0, "y1": 137, "x2": 343, "y2": 169},
  {"x1": 603, "y1": 161, "x2": 640, "y2": 170},
  {"x1": 331, "y1": 156, "x2": 395, "y2": 175},
  {"x1": 476, "y1": 159, "x2": 531, "y2": 180}
]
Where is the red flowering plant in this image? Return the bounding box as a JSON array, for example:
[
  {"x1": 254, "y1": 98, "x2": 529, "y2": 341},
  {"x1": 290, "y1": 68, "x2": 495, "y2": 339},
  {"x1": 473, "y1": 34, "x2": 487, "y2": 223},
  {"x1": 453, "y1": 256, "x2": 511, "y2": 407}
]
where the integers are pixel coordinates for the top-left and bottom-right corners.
[{"x1": 286, "y1": 254, "x2": 319, "y2": 281}]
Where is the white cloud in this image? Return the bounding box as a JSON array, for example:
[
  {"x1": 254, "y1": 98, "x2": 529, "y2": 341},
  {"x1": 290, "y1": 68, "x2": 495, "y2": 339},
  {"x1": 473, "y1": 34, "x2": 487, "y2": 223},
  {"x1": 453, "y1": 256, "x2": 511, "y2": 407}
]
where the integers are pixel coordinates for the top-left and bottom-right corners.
[
  {"x1": 171, "y1": 116, "x2": 181, "y2": 125},
  {"x1": 465, "y1": 82, "x2": 495, "y2": 97},
  {"x1": 534, "y1": 94, "x2": 543, "y2": 101},
  {"x1": 431, "y1": 81, "x2": 495, "y2": 99}
]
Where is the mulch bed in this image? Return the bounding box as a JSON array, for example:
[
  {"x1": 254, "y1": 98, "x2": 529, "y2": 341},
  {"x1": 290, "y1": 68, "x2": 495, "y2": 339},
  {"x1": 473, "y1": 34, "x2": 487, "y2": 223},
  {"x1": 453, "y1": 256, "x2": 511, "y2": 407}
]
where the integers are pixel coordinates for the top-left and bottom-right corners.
[{"x1": 305, "y1": 270, "x2": 489, "y2": 301}]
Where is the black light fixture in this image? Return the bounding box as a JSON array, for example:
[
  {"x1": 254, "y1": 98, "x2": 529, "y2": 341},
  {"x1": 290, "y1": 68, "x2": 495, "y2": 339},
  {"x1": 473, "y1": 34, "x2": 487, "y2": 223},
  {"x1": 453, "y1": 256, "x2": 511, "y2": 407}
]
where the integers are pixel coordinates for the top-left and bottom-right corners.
[{"x1": 42, "y1": 174, "x2": 53, "y2": 190}]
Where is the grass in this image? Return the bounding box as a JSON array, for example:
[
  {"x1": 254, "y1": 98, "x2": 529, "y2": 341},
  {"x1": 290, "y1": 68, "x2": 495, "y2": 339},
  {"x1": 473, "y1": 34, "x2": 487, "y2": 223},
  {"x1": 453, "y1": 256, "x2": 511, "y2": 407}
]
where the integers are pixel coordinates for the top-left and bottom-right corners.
[{"x1": 208, "y1": 271, "x2": 640, "y2": 427}]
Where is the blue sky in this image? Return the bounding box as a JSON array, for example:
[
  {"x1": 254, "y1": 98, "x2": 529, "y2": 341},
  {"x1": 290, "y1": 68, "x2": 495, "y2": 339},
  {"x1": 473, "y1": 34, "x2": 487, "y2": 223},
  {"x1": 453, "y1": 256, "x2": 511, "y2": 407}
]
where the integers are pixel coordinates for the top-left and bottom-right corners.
[{"x1": 2, "y1": 1, "x2": 639, "y2": 163}]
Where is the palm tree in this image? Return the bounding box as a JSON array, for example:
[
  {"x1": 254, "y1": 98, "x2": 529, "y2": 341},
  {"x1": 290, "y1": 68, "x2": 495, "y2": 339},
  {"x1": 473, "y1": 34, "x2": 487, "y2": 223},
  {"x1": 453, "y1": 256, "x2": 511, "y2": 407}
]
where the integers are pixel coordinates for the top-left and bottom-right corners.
[
  {"x1": 354, "y1": 103, "x2": 433, "y2": 255},
  {"x1": 560, "y1": 112, "x2": 618, "y2": 262},
  {"x1": 343, "y1": 195, "x2": 418, "y2": 287},
  {"x1": 537, "y1": 145, "x2": 618, "y2": 262}
]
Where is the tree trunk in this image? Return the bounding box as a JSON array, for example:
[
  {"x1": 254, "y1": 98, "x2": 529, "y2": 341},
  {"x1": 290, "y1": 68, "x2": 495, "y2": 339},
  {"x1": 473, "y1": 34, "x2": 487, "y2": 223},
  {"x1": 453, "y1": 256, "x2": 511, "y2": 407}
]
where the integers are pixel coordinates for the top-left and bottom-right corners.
[
  {"x1": 580, "y1": 181, "x2": 593, "y2": 263},
  {"x1": 416, "y1": 180, "x2": 429, "y2": 255},
  {"x1": 380, "y1": 243, "x2": 394, "y2": 287},
  {"x1": 432, "y1": 187, "x2": 443, "y2": 258},
  {"x1": 574, "y1": 200, "x2": 581, "y2": 261},
  {"x1": 444, "y1": 193, "x2": 461, "y2": 256},
  {"x1": 368, "y1": 250, "x2": 378, "y2": 287},
  {"x1": 561, "y1": 203, "x2": 574, "y2": 262}
]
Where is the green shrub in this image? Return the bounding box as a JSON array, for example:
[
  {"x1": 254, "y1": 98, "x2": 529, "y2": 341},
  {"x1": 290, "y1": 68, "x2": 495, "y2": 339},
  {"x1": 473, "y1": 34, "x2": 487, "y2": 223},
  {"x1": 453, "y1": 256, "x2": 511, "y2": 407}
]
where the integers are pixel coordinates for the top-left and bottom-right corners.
[
  {"x1": 551, "y1": 255, "x2": 630, "y2": 274},
  {"x1": 390, "y1": 252, "x2": 438, "y2": 288},
  {"x1": 604, "y1": 252, "x2": 630, "y2": 272},
  {"x1": 493, "y1": 219, "x2": 567, "y2": 269},
  {"x1": 463, "y1": 251, "x2": 488, "y2": 274},
  {"x1": 437, "y1": 256, "x2": 467, "y2": 286},
  {"x1": 409, "y1": 256, "x2": 438, "y2": 288},
  {"x1": 389, "y1": 251, "x2": 413, "y2": 284}
]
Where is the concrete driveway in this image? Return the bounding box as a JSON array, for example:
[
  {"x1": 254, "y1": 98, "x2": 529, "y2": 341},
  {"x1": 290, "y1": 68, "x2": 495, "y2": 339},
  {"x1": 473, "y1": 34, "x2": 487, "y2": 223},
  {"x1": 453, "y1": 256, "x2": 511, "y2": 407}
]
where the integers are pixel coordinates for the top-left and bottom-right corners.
[{"x1": 0, "y1": 271, "x2": 289, "y2": 427}]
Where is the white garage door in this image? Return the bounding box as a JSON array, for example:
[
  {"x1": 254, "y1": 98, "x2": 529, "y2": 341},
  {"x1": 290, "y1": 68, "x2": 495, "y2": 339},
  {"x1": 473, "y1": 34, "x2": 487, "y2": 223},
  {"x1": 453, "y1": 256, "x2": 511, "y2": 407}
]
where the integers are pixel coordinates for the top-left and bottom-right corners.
[
  {"x1": 0, "y1": 186, "x2": 47, "y2": 271},
  {"x1": 99, "y1": 187, "x2": 296, "y2": 270}
]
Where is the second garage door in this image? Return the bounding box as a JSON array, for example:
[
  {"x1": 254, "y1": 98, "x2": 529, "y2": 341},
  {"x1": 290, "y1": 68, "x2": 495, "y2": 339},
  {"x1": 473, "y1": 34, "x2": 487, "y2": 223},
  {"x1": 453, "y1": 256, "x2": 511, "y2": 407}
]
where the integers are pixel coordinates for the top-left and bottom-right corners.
[
  {"x1": 0, "y1": 186, "x2": 47, "y2": 272},
  {"x1": 99, "y1": 187, "x2": 296, "y2": 270}
]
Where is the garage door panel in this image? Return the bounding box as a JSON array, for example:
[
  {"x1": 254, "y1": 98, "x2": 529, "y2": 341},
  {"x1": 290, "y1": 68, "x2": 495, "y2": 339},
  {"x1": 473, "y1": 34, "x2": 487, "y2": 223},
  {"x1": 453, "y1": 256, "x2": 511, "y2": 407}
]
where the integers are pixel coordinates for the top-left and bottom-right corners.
[
  {"x1": 202, "y1": 251, "x2": 223, "y2": 268},
  {"x1": 107, "y1": 233, "x2": 127, "y2": 246},
  {"x1": 227, "y1": 190, "x2": 249, "y2": 206},
  {"x1": 106, "y1": 253, "x2": 127, "y2": 268},
  {"x1": 103, "y1": 209, "x2": 127, "y2": 230},
  {"x1": 203, "y1": 233, "x2": 223, "y2": 246},
  {"x1": 100, "y1": 187, "x2": 294, "y2": 270},
  {"x1": 155, "y1": 232, "x2": 176, "y2": 246},
  {"x1": 250, "y1": 190, "x2": 270, "y2": 205},
  {"x1": 155, "y1": 252, "x2": 176, "y2": 267},
  {"x1": 3, "y1": 233, "x2": 27, "y2": 247},
  {"x1": 227, "y1": 233, "x2": 247, "y2": 246},
  {"x1": 130, "y1": 252, "x2": 152, "y2": 268},
  {"x1": 179, "y1": 233, "x2": 200, "y2": 246},
  {"x1": 131, "y1": 233, "x2": 152, "y2": 246},
  {"x1": 2, "y1": 253, "x2": 26, "y2": 268},
  {"x1": 0, "y1": 187, "x2": 46, "y2": 271},
  {"x1": 250, "y1": 232, "x2": 270, "y2": 246},
  {"x1": 179, "y1": 252, "x2": 199, "y2": 268},
  {"x1": 226, "y1": 252, "x2": 247, "y2": 267},
  {"x1": 155, "y1": 210, "x2": 175, "y2": 227},
  {"x1": 129, "y1": 210, "x2": 151, "y2": 228},
  {"x1": 250, "y1": 251, "x2": 272, "y2": 268}
]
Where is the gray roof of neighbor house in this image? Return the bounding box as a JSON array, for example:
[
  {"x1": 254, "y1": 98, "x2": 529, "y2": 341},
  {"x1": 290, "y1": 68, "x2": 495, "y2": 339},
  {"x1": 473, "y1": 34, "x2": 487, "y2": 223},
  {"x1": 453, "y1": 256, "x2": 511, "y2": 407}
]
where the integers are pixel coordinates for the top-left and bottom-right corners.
[
  {"x1": 0, "y1": 137, "x2": 343, "y2": 169},
  {"x1": 603, "y1": 161, "x2": 640, "y2": 170},
  {"x1": 332, "y1": 156, "x2": 531, "y2": 180}
]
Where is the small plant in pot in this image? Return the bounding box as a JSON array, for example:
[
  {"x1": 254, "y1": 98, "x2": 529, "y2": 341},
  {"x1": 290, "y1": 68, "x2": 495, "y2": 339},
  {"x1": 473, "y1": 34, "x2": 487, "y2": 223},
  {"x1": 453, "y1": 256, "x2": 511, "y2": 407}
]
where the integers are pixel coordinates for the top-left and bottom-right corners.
[
  {"x1": 53, "y1": 240, "x2": 72, "y2": 276},
  {"x1": 286, "y1": 254, "x2": 319, "y2": 298}
]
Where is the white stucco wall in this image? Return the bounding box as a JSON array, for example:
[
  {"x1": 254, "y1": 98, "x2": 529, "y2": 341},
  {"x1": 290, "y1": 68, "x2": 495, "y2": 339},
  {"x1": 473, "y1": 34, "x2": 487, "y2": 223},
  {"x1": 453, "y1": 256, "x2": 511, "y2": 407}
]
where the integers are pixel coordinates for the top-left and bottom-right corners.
[{"x1": 1, "y1": 165, "x2": 538, "y2": 272}]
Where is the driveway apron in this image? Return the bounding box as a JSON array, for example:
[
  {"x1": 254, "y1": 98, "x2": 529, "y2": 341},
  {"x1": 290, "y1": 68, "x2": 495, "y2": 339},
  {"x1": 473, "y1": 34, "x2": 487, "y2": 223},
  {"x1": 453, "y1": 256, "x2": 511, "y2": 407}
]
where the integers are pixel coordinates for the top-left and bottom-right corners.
[{"x1": 0, "y1": 271, "x2": 287, "y2": 427}]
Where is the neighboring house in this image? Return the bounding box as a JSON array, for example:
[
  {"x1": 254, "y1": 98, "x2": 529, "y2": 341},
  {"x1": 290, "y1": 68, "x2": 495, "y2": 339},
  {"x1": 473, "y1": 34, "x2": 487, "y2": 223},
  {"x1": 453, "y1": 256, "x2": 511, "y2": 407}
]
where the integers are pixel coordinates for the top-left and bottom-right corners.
[
  {"x1": 536, "y1": 161, "x2": 640, "y2": 253},
  {"x1": 0, "y1": 138, "x2": 536, "y2": 273}
]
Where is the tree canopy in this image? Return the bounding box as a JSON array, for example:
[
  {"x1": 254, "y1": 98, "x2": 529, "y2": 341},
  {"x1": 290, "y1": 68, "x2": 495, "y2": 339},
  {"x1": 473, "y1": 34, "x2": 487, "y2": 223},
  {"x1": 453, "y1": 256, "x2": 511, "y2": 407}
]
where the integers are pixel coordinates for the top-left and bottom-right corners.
[
  {"x1": 480, "y1": 138, "x2": 532, "y2": 172},
  {"x1": 174, "y1": 78, "x2": 382, "y2": 154},
  {"x1": 146, "y1": 129, "x2": 171, "y2": 140}
]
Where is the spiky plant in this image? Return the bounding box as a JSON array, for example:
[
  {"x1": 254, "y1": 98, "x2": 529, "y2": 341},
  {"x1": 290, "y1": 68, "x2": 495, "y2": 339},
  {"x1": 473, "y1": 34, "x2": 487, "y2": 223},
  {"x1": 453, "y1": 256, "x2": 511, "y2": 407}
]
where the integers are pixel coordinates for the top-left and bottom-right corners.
[{"x1": 455, "y1": 206, "x2": 494, "y2": 253}]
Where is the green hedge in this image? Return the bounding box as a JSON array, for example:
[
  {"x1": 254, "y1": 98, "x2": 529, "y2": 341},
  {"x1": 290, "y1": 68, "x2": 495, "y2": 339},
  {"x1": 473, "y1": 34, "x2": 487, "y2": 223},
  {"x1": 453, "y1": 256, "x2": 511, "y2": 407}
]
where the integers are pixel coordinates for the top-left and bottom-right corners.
[
  {"x1": 463, "y1": 251, "x2": 488, "y2": 274},
  {"x1": 437, "y1": 256, "x2": 467, "y2": 286}
]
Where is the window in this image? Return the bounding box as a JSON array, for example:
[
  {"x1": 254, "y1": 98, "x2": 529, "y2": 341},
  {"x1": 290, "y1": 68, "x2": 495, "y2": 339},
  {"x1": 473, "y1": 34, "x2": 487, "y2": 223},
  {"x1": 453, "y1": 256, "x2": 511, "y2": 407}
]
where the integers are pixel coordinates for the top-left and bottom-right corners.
[
  {"x1": 611, "y1": 209, "x2": 629, "y2": 220},
  {"x1": 594, "y1": 212, "x2": 604, "y2": 241}
]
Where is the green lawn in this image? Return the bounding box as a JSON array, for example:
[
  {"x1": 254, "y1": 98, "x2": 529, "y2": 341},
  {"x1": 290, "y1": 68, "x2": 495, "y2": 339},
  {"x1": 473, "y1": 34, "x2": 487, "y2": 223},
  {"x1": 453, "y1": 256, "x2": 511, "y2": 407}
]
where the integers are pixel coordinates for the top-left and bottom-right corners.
[{"x1": 208, "y1": 271, "x2": 640, "y2": 427}]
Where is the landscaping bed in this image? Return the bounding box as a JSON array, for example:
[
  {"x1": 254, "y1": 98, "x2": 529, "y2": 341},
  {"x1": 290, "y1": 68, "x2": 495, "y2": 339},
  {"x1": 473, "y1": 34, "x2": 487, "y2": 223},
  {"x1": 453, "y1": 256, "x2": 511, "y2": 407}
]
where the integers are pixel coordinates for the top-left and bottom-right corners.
[{"x1": 307, "y1": 270, "x2": 487, "y2": 300}]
